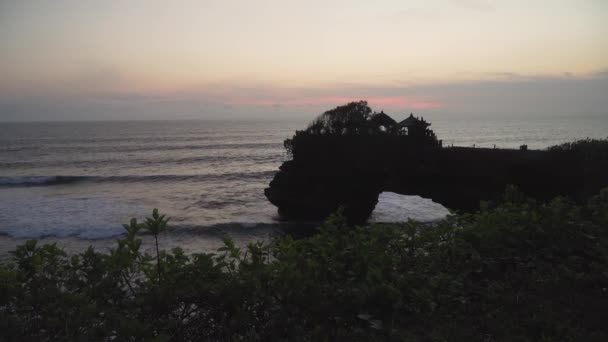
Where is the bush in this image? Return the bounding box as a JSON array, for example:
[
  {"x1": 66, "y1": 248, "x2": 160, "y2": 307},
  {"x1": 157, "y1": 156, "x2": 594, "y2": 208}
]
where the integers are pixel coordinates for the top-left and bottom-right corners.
[
  {"x1": 1, "y1": 189, "x2": 608, "y2": 341},
  {"x1": 547, "y1": 138, "x2": 608, "y2": 160}
]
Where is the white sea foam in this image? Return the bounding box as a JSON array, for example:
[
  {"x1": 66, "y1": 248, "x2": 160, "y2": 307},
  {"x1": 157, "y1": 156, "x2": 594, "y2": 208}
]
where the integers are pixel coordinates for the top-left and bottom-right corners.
[
  {"x1": 370, "y1": 192, "x2": 450, "y2": 223},
  {"x1": 0, "y1": 196, "x2": 148, "y2": 239},
  {"x1": 0, "y1": 191, "x2": 450, "y2": 239}
]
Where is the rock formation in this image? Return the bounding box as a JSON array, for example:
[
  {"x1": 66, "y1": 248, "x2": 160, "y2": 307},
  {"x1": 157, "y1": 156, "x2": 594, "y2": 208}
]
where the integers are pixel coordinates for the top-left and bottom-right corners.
[{"x1": 265, "y1": 102, "x2": 608, "y2": 222}]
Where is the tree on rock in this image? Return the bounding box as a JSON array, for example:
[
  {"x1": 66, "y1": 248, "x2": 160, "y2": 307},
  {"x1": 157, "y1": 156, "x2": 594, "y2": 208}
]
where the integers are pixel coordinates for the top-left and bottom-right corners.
[{"x1": 306, "y1": 101, "x2": 373, "y2": 135}]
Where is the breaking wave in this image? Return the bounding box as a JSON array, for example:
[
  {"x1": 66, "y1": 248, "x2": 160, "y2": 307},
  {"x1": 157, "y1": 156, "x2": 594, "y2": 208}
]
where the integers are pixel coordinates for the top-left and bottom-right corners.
[{"x1": 0, "y1": 171, "x2": 276, "y2": 188}]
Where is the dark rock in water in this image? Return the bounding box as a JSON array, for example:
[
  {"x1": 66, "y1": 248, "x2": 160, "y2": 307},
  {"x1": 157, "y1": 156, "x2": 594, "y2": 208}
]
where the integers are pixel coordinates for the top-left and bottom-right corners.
[
  {"x1": 265, "y1": 102, "x2": 608, "y2": 222},
  {"x1": 265, "y1": 160, "x2": 382, "y2": 224},
  {"x1": 265, "y1": 131, "x2": 442, "y2": 223}
]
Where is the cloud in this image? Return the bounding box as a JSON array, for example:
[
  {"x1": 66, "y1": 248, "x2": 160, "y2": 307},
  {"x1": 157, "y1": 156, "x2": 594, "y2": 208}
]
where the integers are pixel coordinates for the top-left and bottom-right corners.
[
  {"x1": 384, "y1": 7, "x2": 440, "y2": 23},
  {"x1": 450, "y1": 0, "x2": 495, "y2": 12},
  {"x1": 1, "y1": 71, "x2": 607, "y2": 121},
  {"x1": 224, "y1": 95, "x2": 441, "y2": 110}
]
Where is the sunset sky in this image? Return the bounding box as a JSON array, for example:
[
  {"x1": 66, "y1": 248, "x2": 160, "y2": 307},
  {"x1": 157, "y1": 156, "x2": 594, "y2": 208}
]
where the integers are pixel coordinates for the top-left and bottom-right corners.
[{"x1": 1, "y1": 0, "x2": 607, "y2": 121}]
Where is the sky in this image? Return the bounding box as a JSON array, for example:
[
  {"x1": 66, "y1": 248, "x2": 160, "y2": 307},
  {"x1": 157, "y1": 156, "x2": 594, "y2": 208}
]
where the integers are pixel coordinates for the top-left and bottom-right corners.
[{"x1": 0, "y1": 0, "x2": 607, "y2": 121}]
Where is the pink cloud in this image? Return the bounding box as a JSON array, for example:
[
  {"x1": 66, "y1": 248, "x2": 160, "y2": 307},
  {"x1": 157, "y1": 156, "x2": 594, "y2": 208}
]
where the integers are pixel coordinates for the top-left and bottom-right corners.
[
  {"x1": 227, "y1": 95, "x2": 441, "y2": 110},
  {"x1": 366, "y1": 97, "x2": 442, "y2": 109}
]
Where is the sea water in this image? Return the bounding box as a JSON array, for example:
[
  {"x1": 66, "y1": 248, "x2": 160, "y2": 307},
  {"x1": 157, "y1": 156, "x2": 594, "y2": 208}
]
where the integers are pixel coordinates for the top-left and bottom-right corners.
[{"x1": 1, "y1": 115, "x2": 607, "y2": 257}]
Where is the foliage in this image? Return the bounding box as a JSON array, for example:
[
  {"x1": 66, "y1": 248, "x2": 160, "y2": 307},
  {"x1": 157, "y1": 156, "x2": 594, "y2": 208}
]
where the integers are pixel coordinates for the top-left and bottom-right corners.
[
  {"x1": 282, "y1": 102, "x2": 442, "y2": 157},
  {"x1": 283, "y1": 137, "x2": 294, "y2": 157},
  {"x1": 305, "y1": 101, "x2": 374, "y2": 135},
  {"x1": 547, "y1": 138, "x2": 608, "y2": 160},
  {"x1": 1, "y1": 189, "x2": 608, "y2": 341}
]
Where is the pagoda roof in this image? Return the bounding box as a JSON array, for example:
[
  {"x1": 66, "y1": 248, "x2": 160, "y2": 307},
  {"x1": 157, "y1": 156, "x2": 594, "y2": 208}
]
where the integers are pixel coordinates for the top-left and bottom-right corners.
[
  {"x1": 398, "y1": 113, "x2": 430, "y2": 127},
  {"x1": 369, "y1": 111, "x2": 397, "y2": 126}
]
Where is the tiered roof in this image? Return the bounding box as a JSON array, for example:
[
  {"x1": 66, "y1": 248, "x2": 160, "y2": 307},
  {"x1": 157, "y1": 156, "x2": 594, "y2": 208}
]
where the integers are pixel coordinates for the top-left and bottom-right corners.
[
  {"x1": 398, "y1": 113, "x2": 430, "y2": 128},
  {"x1": 369, "y1": 111, "x2": 397, "y2": 127}
]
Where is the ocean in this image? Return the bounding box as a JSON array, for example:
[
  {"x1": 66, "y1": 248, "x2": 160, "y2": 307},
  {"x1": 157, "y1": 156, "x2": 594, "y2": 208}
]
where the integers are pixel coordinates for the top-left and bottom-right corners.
[{"x1": 1, "y1": 115, "x2": 607, "y2": 257}]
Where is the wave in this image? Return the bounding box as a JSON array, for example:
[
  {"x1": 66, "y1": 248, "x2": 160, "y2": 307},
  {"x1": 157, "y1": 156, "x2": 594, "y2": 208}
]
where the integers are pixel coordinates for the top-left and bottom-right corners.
[
  {"x1": 0, "y1": 171, "x2": 277, "y2": 188},
  {"x1": 0, "y1": 153, "x2": 283, "y2": 169},
  {"x1": 0, "y1": 137, "x2": 285, "y2": 147},
  {"x1": 0, "y1": 176, "x2": 85, "y2": 186},
  {"x1": 43, "y1": 142, "x2": 283, "y2": 153}
]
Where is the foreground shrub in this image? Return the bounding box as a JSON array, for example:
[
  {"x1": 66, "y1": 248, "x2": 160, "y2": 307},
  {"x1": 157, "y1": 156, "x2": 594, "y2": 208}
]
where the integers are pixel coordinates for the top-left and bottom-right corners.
[{"x1": 1, "y1": 188, "x2": 608, "y2": 341}]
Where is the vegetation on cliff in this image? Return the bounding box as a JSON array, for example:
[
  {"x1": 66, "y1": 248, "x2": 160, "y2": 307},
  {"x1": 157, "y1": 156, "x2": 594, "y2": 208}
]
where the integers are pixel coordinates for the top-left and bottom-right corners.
[
  {"x1": 283, "y1": 101, "x2": 376, "y2": 156},
  {"x1": 1, "y1": 187, "x2": 608, "y2": 341},
  {"x1": 283, "y1": 101, "x2": 439, "y2": 156},
  {"x1": 547, "y1": 138, "x2": 608, "y2": 159},
  {"x1": 305, "y1": 100, "x2": 374, "y2": 135}
]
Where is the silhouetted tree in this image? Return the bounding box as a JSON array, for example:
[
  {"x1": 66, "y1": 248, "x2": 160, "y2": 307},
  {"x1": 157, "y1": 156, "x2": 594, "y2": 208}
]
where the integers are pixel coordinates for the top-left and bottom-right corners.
[{"x1": 306, "y1": 101, "x2": 372, "y2": 135}]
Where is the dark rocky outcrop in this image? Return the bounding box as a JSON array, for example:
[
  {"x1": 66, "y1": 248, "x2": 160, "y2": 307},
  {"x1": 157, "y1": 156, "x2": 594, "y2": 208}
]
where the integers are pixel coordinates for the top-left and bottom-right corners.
[
  {"x1": 264, "y1": 159, "x2": 382, "y2": 223},
  {"x1": 265, "y1": 103, "x2": 608, "y2": 223},
  {"x1": 266, "y1": 136, "x2": 608, "y2": 222},
  {"x1": 265, "y1": 136, "x2": 608, "y2": 221}
]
